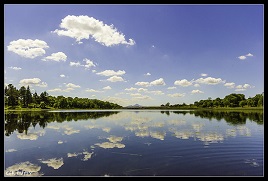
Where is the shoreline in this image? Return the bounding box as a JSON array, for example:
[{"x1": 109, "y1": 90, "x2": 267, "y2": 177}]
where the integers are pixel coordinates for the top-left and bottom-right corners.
[{"x1": 4, "y1": 107, "x2": 263, "y2": 112}]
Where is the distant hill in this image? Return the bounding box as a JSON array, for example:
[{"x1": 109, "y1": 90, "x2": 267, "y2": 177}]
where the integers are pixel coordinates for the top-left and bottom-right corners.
[{"x1": 124, "y1": 104, "x2": 143, "y2": 109}]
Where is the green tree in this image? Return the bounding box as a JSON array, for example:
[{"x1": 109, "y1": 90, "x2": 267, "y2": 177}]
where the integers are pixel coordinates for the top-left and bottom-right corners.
[
  {"x1": 223, "y1": 93, "x2": 245, "y2": 107},
  {"x1": 258, "y1": 97, "x2": 263, "y2": 107},
  {"x1": 47, "y1": 96, "x2": 56, "y2": 107},
  {"x1": 247, "y1": 98, "x2": 254, "y2": 107},
  {"x1": 252, "y1": 94, "x2": 263, "y2": 107},
  {"x1": 239, "y1": 100, "x2": 247, "y2": 107},
  {"x1": 32, "y1": 91, "x2": 40, "y2": 105},
  {"x1": 25, "y1": 86, "x2": 32, "y2": 107},
  {"x1": 223, "y1": 99, "x2": 230, "y2": 107},
  {"x1": 213, "y1": 98, "x2": 222, "y2": 107},
  {"x1": 5, "y1": 84, "x2": 19, "y2": 107},
  {"x1": 40, "y1": 91, "x2": 49, "y2": 105},
  {"x1": 67, "y1": 97, "x2": 73, "y2": 108},
  {"x1": 39, "y1": 101, "x2": 46, "y2": 109},
  {"x1": 19, "y1": 86, "x2": 27, "y2": 107}
]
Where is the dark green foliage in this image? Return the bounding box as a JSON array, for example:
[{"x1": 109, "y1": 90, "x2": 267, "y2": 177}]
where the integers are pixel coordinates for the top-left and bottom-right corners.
[
  {"x1": 178, "y1": 93, "x2": 263, "y2": 108},
  {"x1": 4, "y1": 84, "x2": 122, "y2": 109},
  {"x1": 5, "y1": 84, "x2": 19, "y2": 107}
]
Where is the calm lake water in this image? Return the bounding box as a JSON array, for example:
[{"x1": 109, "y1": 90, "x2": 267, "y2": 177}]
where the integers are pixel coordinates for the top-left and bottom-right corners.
[{"x1": 4, "y1": 110, "x2": 263, "y2": 176}]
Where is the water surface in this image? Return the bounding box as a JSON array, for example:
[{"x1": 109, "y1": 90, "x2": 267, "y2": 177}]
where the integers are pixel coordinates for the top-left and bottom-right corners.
[{"x1": 4, "y1": 110, "x2": 263, "y2": 176}]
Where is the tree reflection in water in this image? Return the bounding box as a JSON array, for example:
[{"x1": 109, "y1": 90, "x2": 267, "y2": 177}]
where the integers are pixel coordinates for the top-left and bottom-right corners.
[
  {"x1": 5, "y1": 110, "x2": 263, "y2": 137},
  {"x1": 4, "y1": 111, "x2": 120, "y2": 136}
]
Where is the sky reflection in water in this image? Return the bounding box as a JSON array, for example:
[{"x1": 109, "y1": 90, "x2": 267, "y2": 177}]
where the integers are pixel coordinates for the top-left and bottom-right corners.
[{"x1": 4, "y1": 110, "x2": 263, "y2": 176}]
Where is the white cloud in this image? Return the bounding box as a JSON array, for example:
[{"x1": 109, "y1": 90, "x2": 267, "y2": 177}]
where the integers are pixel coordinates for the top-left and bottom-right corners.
[
  {"x1": 243, "y1": 83, "x2": 252, "y2": 89},
  {"x1": 201, "y1": 73, "x2": 208, "y2": 77},
  {"x1": 195, "y1": 77, "x2": 225, "y2": 85},
  {"x1": 5, "y1": 149, "x2": 17, "y2": 153},
  {"x1": 234, "y1": 84, "x2": 253, "y2": 91},
  {"x1": 167, "y1": 93, "x2": 185, "y2": 98},
  {"x1": 167, "y1": 86, "x2": 176, "y2": 90},
  {"x1": 7, "y1": 39, "x2": 49, "y2": 59},
  {"x1": 47, "y1": 88, "x2": 64, "y2": 92},
  {"x1": 174, "y1": 79, "x2": 192, "y2": 87},
  {"x1": 235, "y1": 85, "x2": 246, "y2": 91},
  {"x1": 246, "y1": 53, "x2": 253, "y2": 57},
  {"x1": 149, "y1": 90, "x2": 164, "y2": 95},
  {"x1": 107, "y1": 76, "x2": 124, "y2": 82},
  {"x1": 60, "y1": 74, "x2": 65, "y2": 78},
  {"x1": 129, "y1": 93, "x2": 142, "y2": 97},
  {"x1": 132, "y1": 95, "x2": 152, "y2": 100},
  {"x1": 8, "y1": 66, "x2": 22, "y2": 70},
  {"x1": 145, "y1": 72, "x2": 151, "y2": 76},
  {"x1": 65, "y1": 83, "x2": 80, "y2": 88},
  {"x1": 103, "y1": 86, "x2": 112, "y2": 90},
  {"x1": 191, "y1": 89, "x2": 204, "y2": 94},
  {"x1": 235, "y1": 88, "x2": 246, "y2": 92},
  {"x1": 83, "y1": 58, "x2": 96, "y2": 69},
  {"x1": 52, "y1": 15, "x2": 135, "y2": 46},
  {"x1": 138, "y1": 88, "x2": 148, "y2": 92},
  {"x1": 42, "y1": 52, "x2": 67, "y2": 62},
  {"x1": 135, "y1": 81, "x2": 150, "y2": 87},
  {"x1": 236, "y1": 85, "x2": 244, "y2": 89},
  {"x1": 36, "y1": 82, "x2": 48, "y2": 88},
  {"x1": 238, "y1": 53, "x2": 253, "y2": 60},
  {"x1": 135, "y1": 78, "x2": 166, "y2": 87},
  {"x1": 70, "y1": 61, "x2": 82, "y2": 67},
  {"x1": 194, "y1": 84, "x2": 200, "y2": 87},
  {"x1": 92, "y1": 70, "x2": 97, "y2": 73},
  {"x1": 150, "y1": 78, "x2": 166, "y2": 86},
  {"x1": 96, "y1": 70, "x2": 126, "y2": 76},
  {"x1": 238, "y1": 55, "x2": 247, "y2": 60},
  {"x1": 19, "y1": 78, "x2": 47, "y2": 87},
  {"x1": 224, "y1": 82, "x2": 235, "y2": 88},
  {"x1": 125, "y1": 87, "x2": 137, "y2": 91},
  {"x1": 85, "y1": 88, "x2": 103, "y2": 93},
  {"x1": 115, "y1": 92, "x2": 124, "y2": 96}
]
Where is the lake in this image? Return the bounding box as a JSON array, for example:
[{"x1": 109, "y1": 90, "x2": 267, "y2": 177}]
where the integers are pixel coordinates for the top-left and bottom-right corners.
[{"x1": 4, "y1": 109, "x2": 263, "y2": 176}]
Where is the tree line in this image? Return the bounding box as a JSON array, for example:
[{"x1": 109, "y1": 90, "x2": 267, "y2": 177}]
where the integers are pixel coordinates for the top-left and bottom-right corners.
[
  {"x1": 162, "y1": 93, "x2": 263, "y2": 108},
  {"x1": 5, "y1": 84, "x2": 263, "y2": 110},
  {"x1": 4, "y1": 84, "x2": 122, "y2": 109},
  {"x1": 193, "y1": 93, "x2": 263, "y2": 108}
]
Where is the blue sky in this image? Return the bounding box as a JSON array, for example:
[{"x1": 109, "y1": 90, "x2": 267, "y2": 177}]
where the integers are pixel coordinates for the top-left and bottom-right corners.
[{"x1": 4, "y1": 4, "x2": 264, "y2": 106}]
